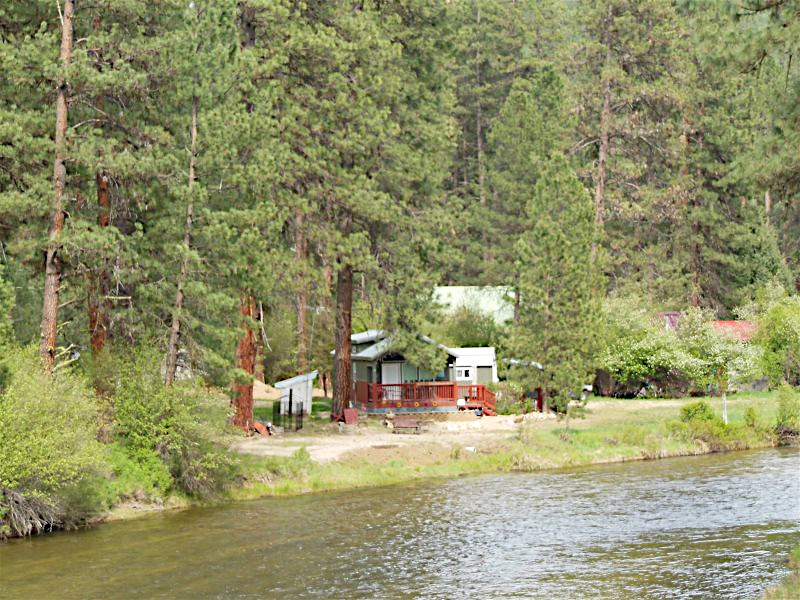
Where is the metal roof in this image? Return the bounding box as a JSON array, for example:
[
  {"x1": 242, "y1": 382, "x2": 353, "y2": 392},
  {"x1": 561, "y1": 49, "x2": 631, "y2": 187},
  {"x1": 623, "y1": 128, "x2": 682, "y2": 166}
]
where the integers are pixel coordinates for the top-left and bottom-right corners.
[
  {"x1": 502, "y1": 358, "x2": 544, "y2": 370},
  {"x1": 274, "y1": 370, "x2": 318, "y2": 389},
  {"x1": 351, "y1": 329, "x2": 386, "y2": 345}
]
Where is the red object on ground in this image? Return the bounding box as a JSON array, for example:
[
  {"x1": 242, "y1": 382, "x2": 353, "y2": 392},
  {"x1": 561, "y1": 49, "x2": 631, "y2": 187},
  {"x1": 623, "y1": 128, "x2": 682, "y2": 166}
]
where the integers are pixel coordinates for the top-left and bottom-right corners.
[
  {"x1": 343, "y1": 408, "x2": 358, "y2": 424},
  {"x1": 253, "y1": 422, "x2": 269, "y2": 436}
]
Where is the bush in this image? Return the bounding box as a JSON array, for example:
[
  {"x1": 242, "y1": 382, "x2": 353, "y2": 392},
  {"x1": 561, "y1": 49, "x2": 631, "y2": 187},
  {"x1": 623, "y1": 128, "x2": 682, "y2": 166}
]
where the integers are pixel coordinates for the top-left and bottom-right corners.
[
  {"x1": 491, "y1": 381, "x2": 528, "y2": 414},
  {"x1": 105, "y1": 444, "x2": 173, "y2": 502},
  {"x1": 776, "y1": 386, "x2": 800, "y2": 436},
  {"x1": 744, "y1": 406, "x2": 759, "y2": 429},
  {"x1": 0, "y1": 347, "x2": 106, "y2": 498},
  {"x1": 680, "y1": 400, "x2": 717, "y2": 423},
  {"x1": 112, "y1": 348, "x2": 234, "y2": 499},
  {"x1": 597, "y1": 297, "x2": 704, "y2": 397},
  {"x1": 757, "y1": 296, "x2": 800, "y2": 386},
  {"x1": 0, "y1": 347, "x2": 108, "y2": 537}
]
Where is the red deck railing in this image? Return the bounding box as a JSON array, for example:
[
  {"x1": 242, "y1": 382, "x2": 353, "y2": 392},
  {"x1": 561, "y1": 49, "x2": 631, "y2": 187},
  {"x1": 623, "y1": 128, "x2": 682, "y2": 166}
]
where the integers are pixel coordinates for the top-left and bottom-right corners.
[{"x1": 354, "y1": 381, "x2": 496, "y2": 414}]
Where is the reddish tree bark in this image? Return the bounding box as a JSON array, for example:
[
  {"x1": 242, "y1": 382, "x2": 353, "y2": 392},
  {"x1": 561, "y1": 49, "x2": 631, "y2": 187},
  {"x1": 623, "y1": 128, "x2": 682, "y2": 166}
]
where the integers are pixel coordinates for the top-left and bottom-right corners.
[
  {"x1": 89, "y1": 172, "x2": 111, "y2": 354},
  {"x1": 40, "y1": 0, "x2": 74, "y2": 370},
  {"x1": 232, "y1": 295, "x2": 257, "y2": 431},
  {"x1": 331, "y1": 265, "x2": 353, "y2": 420}
]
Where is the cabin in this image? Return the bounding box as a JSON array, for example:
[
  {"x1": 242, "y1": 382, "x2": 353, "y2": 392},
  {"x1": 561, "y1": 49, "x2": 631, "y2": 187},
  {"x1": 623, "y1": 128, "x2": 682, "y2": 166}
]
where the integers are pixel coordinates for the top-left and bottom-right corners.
[{"x1": 347, "y1": 330, "x2": 498, "y2": 415}]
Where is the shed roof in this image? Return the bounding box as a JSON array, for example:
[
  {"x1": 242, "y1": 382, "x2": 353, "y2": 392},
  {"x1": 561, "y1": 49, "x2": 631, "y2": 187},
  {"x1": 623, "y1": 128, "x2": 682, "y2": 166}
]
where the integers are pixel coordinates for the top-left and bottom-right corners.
[{"x1": 274, "y1": 370, "x2": 318, "y2": 389}]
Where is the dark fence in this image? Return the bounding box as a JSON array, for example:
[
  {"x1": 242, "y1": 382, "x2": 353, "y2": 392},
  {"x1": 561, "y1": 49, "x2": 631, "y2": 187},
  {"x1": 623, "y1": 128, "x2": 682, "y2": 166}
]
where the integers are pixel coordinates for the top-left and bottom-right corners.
[{"x1": 270, "y1": 390, "x2": 303, "y2": 432}]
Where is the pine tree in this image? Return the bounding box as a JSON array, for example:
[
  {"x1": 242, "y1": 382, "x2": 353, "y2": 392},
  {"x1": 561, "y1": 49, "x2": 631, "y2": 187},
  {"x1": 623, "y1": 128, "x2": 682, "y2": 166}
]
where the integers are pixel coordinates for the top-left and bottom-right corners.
[
  {"x1": 488, "y1": 66, "x2": 569, "y2": 323},
  {"x1": 572, "y1": 0, "x2": 692, "y2": 304},
  {"x1": 447, "y1": 0, "x2": 569, "y2": 284},
  {"x1": 513, "y1": 154, "x2": 600, "y2": 410}
]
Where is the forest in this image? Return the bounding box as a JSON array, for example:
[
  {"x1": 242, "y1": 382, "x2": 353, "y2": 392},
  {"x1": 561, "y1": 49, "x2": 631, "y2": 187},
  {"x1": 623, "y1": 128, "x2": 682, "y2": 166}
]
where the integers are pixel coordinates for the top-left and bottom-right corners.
[{"x1": 1, "y1": 1, "x2": 800, "y2": 536}]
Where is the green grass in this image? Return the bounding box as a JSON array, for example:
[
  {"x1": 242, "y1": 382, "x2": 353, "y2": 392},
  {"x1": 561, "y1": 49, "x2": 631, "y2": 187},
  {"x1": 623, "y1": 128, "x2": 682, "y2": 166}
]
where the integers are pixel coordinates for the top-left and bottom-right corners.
[
  {"x1": 230, "y1": 392, "x2": 784, "y2": 501},
  {"x1": 762, "y1": 546, "x2": 800, "y2": 599}
]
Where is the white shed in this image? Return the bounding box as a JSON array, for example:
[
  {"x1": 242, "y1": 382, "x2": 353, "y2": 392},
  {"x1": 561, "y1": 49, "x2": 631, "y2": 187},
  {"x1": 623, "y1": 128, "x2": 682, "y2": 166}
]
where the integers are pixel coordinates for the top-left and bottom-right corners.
[
  {"x1": 449, "y1": 347, "x2": 498, "y2": 385},
  {"x1": 274, "y1": 370, "x2": 318, "y2": 415}
]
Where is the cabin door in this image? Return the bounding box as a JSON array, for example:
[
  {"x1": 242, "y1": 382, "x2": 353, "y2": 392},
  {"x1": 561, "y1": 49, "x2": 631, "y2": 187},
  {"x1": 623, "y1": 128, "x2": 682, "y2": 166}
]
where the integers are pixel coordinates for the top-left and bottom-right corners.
[{"x1": 381, "y1": 362, "x2": 402, "y2": 385}]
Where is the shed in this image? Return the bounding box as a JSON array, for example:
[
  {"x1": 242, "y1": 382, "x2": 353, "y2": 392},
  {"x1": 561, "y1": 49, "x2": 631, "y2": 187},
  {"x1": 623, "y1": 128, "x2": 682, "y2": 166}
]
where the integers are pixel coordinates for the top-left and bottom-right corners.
[
  {"x1": 274, "y1": 370, "x2": 318, "y2": 415},
  {"x1": 449, "y1": 347, "x2": 498, "y2": 385}
]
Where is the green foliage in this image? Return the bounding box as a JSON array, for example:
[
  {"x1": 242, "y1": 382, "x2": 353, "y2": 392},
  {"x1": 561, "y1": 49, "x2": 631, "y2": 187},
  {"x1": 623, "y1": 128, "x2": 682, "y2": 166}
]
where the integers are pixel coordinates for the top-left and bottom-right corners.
[
  {"x1": 512, "y1": 154, "x2": 601, "y2": 409},
  {"x1": 0, "y1": 264, "x2": 14, "y2": 348},
  {"x1": 744, "y1": 406, "x2": 759, "y2": 429},
  {"x1": 775, "y1": 386, "x2": 800, "y2": 432},
  {"x1": 0, "y1": 347, "x2": 106, "y2": 500},
  {"x1": 0, "y1": 346, "x2": 109, "y2": 538},
  {"x1": 113, "y1": 349, "x2": 234, "y2": 498},
  {"x1": 756, "y1": 295, "x2": 800, "y2": 386},
  {"x1": 105, "y1": 445, "x2": 173, "y2": 502},
  {"x1": 598, "y1": 297, "x2": 702, "y2": 395},
  {"x1": 680, "y1": 400, "x2": 717, "y2": 423},
  {"x1": 432, "y1": 306, "x2": 504, "y2": 348},
  {"x1": 599, "y1": 299, "x2": 762, "y2": 397},
  {"x1": 492, "y1": 381, "x2": 527, "y2": 415}
]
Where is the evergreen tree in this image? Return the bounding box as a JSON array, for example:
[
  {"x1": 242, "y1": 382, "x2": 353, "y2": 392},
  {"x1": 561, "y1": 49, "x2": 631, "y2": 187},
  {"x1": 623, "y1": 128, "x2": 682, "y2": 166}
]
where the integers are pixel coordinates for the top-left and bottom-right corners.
[
  {"x1": 447, "y1": 0, "x2": 569, "y2": 283},
  {"x1": 572, "y1": 0, "x2": 692, "y2": 304},
  {"x1": 512, "y1": 154, "x2": 600, "y2": 410},
  {"x1": 488, "y1": 66, "x2": 569, "y2": 323}
]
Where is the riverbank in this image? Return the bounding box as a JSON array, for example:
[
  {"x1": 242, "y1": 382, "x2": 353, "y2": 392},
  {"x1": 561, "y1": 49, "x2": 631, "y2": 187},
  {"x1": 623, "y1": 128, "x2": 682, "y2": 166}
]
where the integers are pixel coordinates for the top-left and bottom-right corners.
[
  {"x1": 226, "y1": 394, "x2": 785, "y2": 502},
  {"x1": 21, "y1": 391, "x2": 791, "y2": 530},
  {"x1": 763, "y1": 546, "x2": 800, "y2": 599}
]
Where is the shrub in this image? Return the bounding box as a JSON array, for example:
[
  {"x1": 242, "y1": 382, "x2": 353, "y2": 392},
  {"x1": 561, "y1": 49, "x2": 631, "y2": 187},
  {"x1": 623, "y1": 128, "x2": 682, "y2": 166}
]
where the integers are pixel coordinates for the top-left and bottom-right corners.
[
  {"x1": 0, "y1": 347, "x2": 108, "y2": 537},
  {"x1": 491, "y1": 381, "x2": 528, "y2": 414},
  {"x1": 112, "y1": 348, "x2": 234, "y2": 499},
  {"x1": 752, "y1": 289, "x2": 800, "y2": 386},
  {"x1": 105, "y1": 444, "x2": 173, "y2": 502},
  {"x1": 0, "y1": 347, "x2": 106, "y2": 498},
  {"x1": 744, "y1": 406, "x2": 759, "y2": 429},
  {"x1": 776, "y1": 386, "x2": 800, "y2": 436},
  {"x1": 597, "y1": 297, "x2": 704, "y2": 397},
  {"x1": 680, "y1": 400, "x2": 717, "y2": 423}
]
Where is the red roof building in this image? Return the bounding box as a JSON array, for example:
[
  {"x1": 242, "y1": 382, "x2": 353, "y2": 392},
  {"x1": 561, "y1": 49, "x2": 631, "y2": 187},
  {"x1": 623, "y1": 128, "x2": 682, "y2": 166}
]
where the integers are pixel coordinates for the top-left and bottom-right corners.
[{"x1": 711, "y1": 320, "x2": 756, "y2": 341}]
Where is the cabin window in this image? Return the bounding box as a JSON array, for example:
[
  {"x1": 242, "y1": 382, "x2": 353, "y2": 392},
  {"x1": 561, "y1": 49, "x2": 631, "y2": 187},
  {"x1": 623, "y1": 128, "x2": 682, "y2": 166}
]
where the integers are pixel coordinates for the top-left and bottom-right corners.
[
  {"x1": 367, "y1": 366, "x2": 373, "y2": 383},
  {"x1": 456, "y1": 368, "x2": 471, "y2": 379}
]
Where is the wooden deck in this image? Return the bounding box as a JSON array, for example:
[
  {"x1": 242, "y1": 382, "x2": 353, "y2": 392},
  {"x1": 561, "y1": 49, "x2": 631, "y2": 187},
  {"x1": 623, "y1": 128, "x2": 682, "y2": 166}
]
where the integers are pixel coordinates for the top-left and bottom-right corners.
[{"x1": 354, "y1": 381, "x2": 496, "y2": 415}]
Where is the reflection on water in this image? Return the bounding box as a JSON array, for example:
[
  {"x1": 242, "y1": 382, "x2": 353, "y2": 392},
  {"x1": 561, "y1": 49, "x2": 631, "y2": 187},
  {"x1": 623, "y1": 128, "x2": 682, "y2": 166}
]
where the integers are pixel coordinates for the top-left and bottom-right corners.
[{"x1": 1, "y1": 449, "x2": 798, "y2": 599}]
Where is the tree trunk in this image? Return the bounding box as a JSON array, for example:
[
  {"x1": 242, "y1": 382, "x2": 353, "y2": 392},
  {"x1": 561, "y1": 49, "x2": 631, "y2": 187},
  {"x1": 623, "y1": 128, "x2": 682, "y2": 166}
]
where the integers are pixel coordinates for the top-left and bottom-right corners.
[
  {"x1": 232, "y1": 295, "x2": 257, "y2": 431},
  {"x1": 332, "y1": 264, "x2": 353, "y2": 420},
  {"x1": 475, "y1": 5, "x2": 485, "y2": 207},
  {"x1": 513, "y1": 285, "x2": 521, "y2": 328},
  {"x1": 89, "y1": 172, "x2": 110, "y2": 354},
  {"x1": 765, "y1": 189, "x2": 772, "y2": 226},
  {"x1": 40, "y1": 0, "x2": 74, "y2": 371},
  {"x1": 165, "y1": 95, "x2": 198, "y2": 385},
  {"x1": 295, "y1": 209, "x2": 308, "y2": 372}
]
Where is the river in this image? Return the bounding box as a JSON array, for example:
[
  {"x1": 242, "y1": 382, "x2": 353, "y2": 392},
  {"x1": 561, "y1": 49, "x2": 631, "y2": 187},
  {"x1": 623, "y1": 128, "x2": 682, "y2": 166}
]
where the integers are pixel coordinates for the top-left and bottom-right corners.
[{"x1": 1, "y1": 448, "x2": 798, "y2": 599}]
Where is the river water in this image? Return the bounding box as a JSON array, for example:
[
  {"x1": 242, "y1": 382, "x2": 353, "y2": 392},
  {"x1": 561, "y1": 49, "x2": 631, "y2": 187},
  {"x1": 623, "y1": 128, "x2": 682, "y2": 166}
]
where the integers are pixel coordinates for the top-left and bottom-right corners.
[{"x1": 1, "y1": 448, "x2": 798, "y2": 599}]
